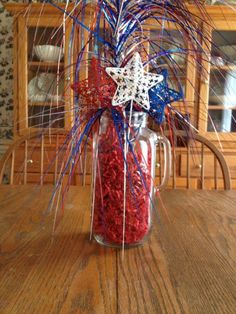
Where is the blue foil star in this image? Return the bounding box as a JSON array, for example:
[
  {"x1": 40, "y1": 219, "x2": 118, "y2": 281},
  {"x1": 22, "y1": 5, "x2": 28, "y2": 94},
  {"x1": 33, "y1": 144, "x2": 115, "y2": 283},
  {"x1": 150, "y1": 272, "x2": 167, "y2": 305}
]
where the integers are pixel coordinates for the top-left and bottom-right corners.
[{"x1": 148, "y1": 69, "x2": 183, "y2": 124}]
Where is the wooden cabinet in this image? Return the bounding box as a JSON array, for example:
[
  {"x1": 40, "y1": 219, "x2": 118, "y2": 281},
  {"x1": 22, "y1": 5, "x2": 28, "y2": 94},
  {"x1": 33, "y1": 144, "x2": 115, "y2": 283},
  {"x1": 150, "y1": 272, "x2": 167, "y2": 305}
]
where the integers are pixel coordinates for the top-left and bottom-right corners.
[{"x1": 5, "y1": 3, "x2": 236, "y2": 188}]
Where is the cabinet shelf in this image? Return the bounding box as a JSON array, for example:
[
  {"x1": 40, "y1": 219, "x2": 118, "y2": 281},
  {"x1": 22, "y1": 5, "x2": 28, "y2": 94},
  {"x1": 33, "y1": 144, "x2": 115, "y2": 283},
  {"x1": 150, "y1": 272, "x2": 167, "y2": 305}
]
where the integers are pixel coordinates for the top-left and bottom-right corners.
[
  {"x1": 28, "y1": 61, "x2": 64, "y2": 69},
  {"x1": 208, "y1": 105, "x2": 236, "y2": 110},
  {"x1": 158, "y1": 63, "x2": 186, "y2": 69},
  {"x1": 210, "y1": 64, "x2": 236, "y2": 71},
  {"x1": 29, "y1": 101, "x2": 64, "y2": 107}
]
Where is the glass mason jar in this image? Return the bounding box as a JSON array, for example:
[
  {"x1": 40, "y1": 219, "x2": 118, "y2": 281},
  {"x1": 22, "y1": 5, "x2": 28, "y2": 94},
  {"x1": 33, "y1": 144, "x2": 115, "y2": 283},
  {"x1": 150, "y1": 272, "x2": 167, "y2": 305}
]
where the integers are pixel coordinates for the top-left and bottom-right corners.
[{"x1": 91, "y1": 111, "x2": 171, "y2": 248}]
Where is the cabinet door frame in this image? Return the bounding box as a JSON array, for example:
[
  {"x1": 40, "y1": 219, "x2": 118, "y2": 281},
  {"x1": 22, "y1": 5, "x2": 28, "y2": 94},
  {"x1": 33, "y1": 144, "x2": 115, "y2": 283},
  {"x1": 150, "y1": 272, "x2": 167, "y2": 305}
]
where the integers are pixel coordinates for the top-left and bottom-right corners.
[
  {"x1": 17, "y1": 15, "x2": 74, "y2": 135},
  {"x1": 145, "y1": 22, "x2": 197, "y2": 127},
  {"x1": 199, "y1": 19, "x2": 236, "y2": 142},
  {"x1": 17, "y1": 15, "x2": 28, "y2": 135}
]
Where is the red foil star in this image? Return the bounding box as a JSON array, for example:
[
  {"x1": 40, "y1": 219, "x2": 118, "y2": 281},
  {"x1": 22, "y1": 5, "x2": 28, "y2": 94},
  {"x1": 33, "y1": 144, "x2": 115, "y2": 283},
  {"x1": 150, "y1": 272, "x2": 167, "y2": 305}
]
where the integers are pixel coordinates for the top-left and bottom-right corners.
[{"x1": 72, "y1": 58, "x2": 116, "y2": 110}]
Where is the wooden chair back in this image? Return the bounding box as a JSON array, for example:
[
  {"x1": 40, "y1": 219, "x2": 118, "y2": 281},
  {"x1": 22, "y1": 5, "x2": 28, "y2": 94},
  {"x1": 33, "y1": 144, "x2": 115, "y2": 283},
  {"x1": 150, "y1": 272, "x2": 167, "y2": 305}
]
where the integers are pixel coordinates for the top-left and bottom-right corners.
[
  {"x1": 156, "y1": 130, "x2": 231, "y2": 190},
  {"x1": 0, "y1": 130, "x2": 91, "y2": 186},
  {"x1": 1, "y1": 130, "x2": 231, "y2": 190}
]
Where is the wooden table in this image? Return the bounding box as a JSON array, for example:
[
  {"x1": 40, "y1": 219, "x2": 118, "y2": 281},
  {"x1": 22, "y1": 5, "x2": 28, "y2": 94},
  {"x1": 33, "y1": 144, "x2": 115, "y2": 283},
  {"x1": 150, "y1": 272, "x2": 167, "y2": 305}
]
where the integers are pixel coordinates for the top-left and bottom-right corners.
[{"x1": 0, "y1": 186, "x2": 236, "y2": 314}]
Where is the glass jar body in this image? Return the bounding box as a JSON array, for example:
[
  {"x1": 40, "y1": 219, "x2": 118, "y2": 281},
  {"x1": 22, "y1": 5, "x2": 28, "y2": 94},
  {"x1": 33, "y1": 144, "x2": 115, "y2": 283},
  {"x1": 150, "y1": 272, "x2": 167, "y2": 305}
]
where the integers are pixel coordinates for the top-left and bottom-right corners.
[{"x1": 91, "y1": 112, "x2": 158, "y2": 248}]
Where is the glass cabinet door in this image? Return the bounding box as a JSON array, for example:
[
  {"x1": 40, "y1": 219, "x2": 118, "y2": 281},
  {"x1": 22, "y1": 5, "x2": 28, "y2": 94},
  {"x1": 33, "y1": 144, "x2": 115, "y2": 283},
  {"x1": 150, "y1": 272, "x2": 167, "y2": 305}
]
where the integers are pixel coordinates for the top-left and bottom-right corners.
[
  {"x1": 27, "y1": 25, "x2": 65, "y2": 130},
  {"x1": 149, "y1": 26, "x2": 196, "y2": 127},
  {"x1": 150, "y1": 29, "x2": 187, "y2": 95},
  {"x1": 17, "y1": 14, "x2": 73, "y2": 135},
  {"x1": 207, "y1": 30, "x2": 236, "y2": 134}
]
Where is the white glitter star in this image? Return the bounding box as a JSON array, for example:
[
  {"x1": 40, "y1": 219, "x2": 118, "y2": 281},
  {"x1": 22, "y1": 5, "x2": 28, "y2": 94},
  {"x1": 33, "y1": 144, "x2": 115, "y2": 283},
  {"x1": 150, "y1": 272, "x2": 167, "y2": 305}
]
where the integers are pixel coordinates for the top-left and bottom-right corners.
[{"x1": 106, "y1": 52, "x2": 163, "y2": 110}]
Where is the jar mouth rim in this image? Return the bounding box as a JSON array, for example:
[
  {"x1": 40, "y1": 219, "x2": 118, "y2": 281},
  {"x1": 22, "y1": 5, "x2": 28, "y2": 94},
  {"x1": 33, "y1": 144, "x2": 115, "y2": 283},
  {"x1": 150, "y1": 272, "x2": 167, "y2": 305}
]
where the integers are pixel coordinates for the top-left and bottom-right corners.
[
  {"x1": 126, "y1": 111, "x2": 147, "y2": 117},
  {"x1": 101, "y1": 110, "x2": 148, "y2": 118},
  {"x1": 101, "y1": 110, "x2": 148, "y2": 127}
]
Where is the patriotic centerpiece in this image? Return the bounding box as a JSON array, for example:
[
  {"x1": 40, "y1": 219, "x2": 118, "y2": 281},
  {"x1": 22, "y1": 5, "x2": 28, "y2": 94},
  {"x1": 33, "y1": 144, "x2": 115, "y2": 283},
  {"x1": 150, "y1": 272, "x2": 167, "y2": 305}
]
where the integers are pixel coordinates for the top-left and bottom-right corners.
[{"x1": 46, "y1": 0, "x2": 215, "y2": 248}]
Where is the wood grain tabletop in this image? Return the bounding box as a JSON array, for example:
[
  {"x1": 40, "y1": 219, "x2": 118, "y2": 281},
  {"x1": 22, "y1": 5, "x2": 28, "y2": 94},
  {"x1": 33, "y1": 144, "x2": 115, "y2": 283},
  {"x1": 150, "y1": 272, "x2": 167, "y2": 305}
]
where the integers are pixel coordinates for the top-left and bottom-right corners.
[{"x1": 0, "y1": 186, "x2": 236, "y2": 314}]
